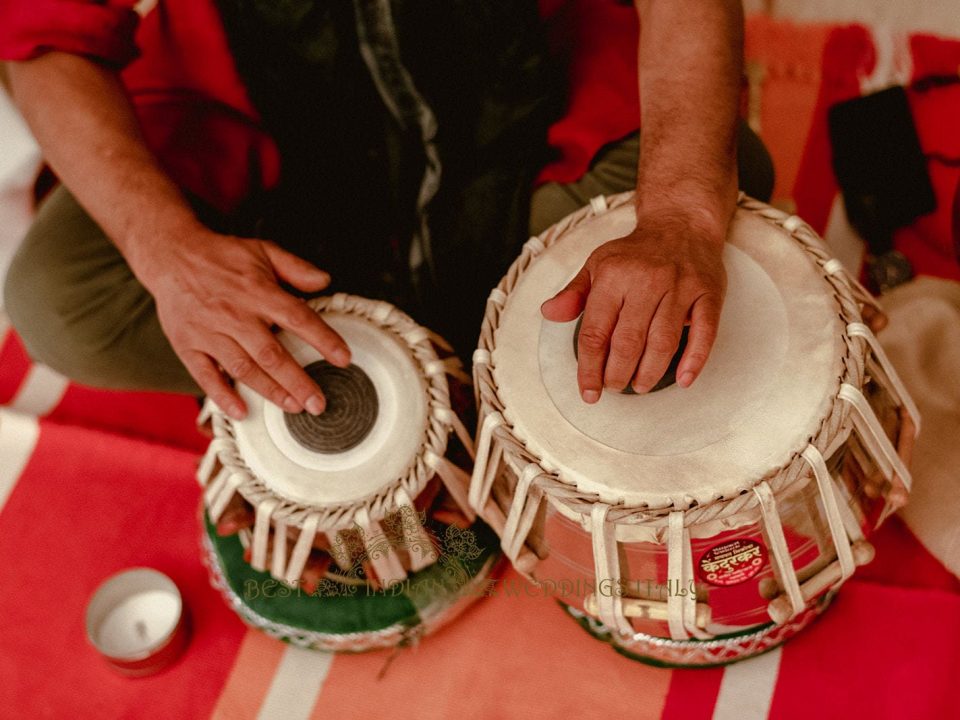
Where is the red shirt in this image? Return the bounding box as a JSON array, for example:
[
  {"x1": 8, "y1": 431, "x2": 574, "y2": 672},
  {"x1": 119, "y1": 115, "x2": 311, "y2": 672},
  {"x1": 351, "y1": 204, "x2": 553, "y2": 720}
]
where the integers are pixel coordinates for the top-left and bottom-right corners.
[{"x1": 0, "y1": 0, "x2": 639, "y2": 211}]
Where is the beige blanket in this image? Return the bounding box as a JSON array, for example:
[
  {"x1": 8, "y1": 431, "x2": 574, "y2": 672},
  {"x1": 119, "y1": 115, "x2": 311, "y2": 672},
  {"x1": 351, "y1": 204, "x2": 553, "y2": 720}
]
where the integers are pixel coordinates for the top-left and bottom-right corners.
[{"x1": 881, "y1": 276, "x2": 960, "y2": 578}]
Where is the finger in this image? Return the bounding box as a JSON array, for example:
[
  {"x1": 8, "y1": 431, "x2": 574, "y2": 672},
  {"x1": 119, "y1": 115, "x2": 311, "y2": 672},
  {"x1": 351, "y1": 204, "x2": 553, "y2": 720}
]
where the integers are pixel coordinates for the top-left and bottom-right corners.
[
  {"x1": 213, "y1": 334, "x2": 317, "y2": 414},
  {"x1": 262, "y1": 242, "x2": 331, "y2": 293},
  {"x1": 632, "y1": 294, "x2": 686, "y2": 393},
  {"x1": 541, "y1": 266, "x2": 591, "y2": 322},
  {"x1": 576, "y1": 284, "x2": 622, "y2": 403},
  {"x1": 603, "y1": 298, "x2": 658, "y2": 391},
  {"x1": 272, "y1": 295, "x2": 351, "y2": 368},
  {"x1": 676, "y1": 293, "x2": 722, "y2": 388},
  {"x1": 236, "y1": 324, "x2": 331, "y2": 415},
  {"x1": 862, "y1": 304, "x2": 888, "y2": 334},
  {"x1": 181, "y1": 350, "x2": 246, "y2": 420},
  {"x1": 896, "y1": 407, "x2": 916, "y2": 468}
]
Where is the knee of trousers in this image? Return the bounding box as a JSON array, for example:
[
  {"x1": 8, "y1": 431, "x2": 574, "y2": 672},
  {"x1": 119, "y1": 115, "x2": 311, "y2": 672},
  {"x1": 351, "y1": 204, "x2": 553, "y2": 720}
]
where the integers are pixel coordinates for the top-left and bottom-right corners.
[{"x1": 3, "y1": 239, "x2": 129, "y2": 388}]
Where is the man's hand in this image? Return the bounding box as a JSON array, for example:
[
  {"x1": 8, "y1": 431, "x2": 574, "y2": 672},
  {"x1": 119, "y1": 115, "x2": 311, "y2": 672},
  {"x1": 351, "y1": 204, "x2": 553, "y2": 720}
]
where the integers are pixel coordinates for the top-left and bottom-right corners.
[
  {"x1": 8, "y1": 53, "x2": 351, "y2": 418},
  {"x1": 541, "y1": 0, "x2": 743, "y2": 402},
  {"x1": 541, "y1": 211, "x2": 726, "y2": 402},
  {"x1": 141, "y1": 228, "x2": 351, "y2": 421}
]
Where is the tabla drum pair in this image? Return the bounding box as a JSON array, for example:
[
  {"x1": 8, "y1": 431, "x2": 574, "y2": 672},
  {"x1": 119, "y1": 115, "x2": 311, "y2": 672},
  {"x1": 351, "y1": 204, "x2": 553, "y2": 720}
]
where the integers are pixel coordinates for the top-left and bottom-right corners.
[
  {"x1": 470, "y1": 192, "x2": 920, "y2": 666},
  {"x1": 196, "y1": 293, "x2": 499, "y2": 652}
]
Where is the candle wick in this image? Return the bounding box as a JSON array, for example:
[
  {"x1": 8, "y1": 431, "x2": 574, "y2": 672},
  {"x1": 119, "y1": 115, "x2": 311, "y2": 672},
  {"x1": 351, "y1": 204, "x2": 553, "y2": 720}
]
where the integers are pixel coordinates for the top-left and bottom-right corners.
[{"x1": 135, "y1": 620, "x2": 148, "y2": 640}]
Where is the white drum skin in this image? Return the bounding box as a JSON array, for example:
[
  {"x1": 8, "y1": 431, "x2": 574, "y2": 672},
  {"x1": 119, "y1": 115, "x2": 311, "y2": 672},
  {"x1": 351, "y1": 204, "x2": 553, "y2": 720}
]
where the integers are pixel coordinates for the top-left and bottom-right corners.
[{"x1": 493, "y1": 205, "x2": 844, "y2": 509}]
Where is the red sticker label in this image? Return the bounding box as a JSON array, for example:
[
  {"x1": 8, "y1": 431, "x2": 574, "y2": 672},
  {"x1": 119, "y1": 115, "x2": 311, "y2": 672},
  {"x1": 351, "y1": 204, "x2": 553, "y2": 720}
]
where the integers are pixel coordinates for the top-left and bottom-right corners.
[{"x1": 698, "y1": 539, "x2": 766, "y2": 586}]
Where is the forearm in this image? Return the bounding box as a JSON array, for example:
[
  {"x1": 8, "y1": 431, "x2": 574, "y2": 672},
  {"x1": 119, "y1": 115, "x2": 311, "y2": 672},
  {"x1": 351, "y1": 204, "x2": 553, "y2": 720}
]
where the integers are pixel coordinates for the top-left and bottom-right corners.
[
  {"x1": 7, "y1": 52, "x2": 202, "y2": 281},
  {"x1": 634, "y1": 0, "x2": 742, "y2": 236}
]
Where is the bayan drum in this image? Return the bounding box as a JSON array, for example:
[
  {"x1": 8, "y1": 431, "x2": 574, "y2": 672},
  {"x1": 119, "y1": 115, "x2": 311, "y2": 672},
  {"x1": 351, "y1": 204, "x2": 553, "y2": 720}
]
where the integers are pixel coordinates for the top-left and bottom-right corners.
[
  {"x1": 470, "y1": 193, "x2": 919, "y2": 666},
  {"x1": 196, "y1": 293, "x2": 499, "y2": 652}
]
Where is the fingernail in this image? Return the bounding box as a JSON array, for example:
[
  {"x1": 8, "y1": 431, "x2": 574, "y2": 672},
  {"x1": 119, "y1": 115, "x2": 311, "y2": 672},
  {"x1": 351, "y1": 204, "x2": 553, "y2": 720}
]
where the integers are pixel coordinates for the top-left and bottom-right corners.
[
  {"x1": 678, "y1": 372, "x2": 695, "y2": 387},
  {"x1": 332, "y1": 348, "x2": 350, "y2": 366},
  {"x1": 282, "y1": 396, "x2": 301, "y2": 413},
  {"x1": 305, "y1": 395, "x2": 325, "y2": 415},
  {"x1": 229, "y1": 403, "x2": 246, "y2": 420},
  {"x1": 582, "y1": 389, "x2": 600, "y2": 404},
  {"x1": 632, "y1": 382, "x2": 650, "y2": 394}
]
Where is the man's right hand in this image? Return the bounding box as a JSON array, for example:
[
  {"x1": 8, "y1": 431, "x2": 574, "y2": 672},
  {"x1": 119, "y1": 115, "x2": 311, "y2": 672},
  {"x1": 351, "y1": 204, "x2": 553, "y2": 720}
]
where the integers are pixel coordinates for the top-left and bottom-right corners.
[{"x1": 139, "y1": 227, "x2": 351, "y2": 421}]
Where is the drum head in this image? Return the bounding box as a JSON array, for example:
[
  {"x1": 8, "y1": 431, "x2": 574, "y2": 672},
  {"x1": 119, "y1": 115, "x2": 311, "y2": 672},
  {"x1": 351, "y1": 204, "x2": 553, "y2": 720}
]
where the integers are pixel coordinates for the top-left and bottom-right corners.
[
  {"x1": 492, "y1": 204, "x2": 845, "y2": 508},
  {"x1": 231, "y1": 312, "x2": 429, "y2": 506}
]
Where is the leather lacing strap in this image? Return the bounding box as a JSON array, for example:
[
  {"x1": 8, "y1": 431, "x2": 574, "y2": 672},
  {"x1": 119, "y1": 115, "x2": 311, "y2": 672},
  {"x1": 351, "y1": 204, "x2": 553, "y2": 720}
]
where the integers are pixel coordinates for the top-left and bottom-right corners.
[
  {"x1": 356, "y1": 507, "x2": 407, "y2": 587},
  {"x1": 675, "y1": 513, "x2": 713, "y2": 640},
  {"x1": 395, "y1": 487, "x2": 437, "y2": 571},
  {"x1": 781, "y1": 215, "x2": 804, "y2": 233},
  {"x1": 196, "y1": 438, "x2": 231, "y2": 487},
  {"x1": 426, "y1": 451, "x2": 476, "y2": 523},
  {"x1": 284, "y1": 512, "x2": 321, "y2": 587},
  {"x1": 823, "y1": 257, "x2": 885, "y2": 318},
  {"x1": 488, "y1": 288, "x2": 508, "y2": 308},
  {"x1": 665, "y1": 512, "x2": 712, "y2": 640},
  {"x1": 251, "y1": 498, "x2": 279, "y2": 572},
  {"x1": 835, "y1": 491, "x2": 866, "y2": 544},
  {"x1": 424, "y1": 357, "x2": 472, "y2": 388},
  {"x1": 203, "y1": 467, "x2": 229, "y2": 512},
  {"x1": 590, "y1": 503, "x2": 633, "y2": 636},
  {"x1": 839, "y1": 383, "x2": 913, "y2": 492},
  {"x1": 400, "y1": 326, "x2": 454, "y2": 354},
  {"x1": 469, "y1": 412, "x2": 504, "y2": 512},
  {"x1": 847, "y1": 322, "x2": 921, "y2": 434},
  {"x1": 207, "y1": 470, "x2": 245, "y2": 523},
  {"x1": 196, "y1": 397, "x2": 216, "y2": 431},
  {"x1": 472, "y1": 349, "x2": 491, "y2": 367},
  {"x1": 270, "y1": 518, "x2": 289, "y2": 580},
  {"x1": 666, "y1": 512, "x2": 688, "y2": 640},
  {"x1": 500, "y1": 463, "x2": 544, "y2": 562},
  {"x1": 754, "y1": 482, "x2": 805, "y2": 620},
  {"x1": 325, "y1": 530, "x2": 352, "y2": 571},
  {"x1": 523, "y1": 236, "x2": 546, "y2": 256},
  {"x1": 433, "y1": 406, "x2": 475, "y2": 460},
  {"x1": 802, "y1": 445, "x2": 855, "y2": 583}
]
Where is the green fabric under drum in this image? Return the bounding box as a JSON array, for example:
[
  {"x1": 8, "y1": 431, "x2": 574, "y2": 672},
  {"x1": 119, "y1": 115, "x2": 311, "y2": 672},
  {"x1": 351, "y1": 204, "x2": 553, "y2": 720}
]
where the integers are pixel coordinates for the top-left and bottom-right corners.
[{"x1": 203, "y1": 511, "x2": 499, "y2": 638}]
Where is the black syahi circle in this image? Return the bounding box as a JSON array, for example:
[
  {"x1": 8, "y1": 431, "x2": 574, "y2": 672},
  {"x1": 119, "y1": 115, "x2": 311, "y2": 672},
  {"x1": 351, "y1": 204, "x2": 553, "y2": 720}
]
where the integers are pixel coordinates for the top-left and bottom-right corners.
[
  {"x1": 572, "y1": 316, "x2": 689, "y2": 394},
  {"x1": 283, "y1": 361, "x2": 379, "y2": 453}
]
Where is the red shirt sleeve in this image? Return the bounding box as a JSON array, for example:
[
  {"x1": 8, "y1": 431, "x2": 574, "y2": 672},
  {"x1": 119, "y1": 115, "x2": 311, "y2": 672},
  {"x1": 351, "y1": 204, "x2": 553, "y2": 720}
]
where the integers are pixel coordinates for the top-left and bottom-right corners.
[{"x1": 0, "y1": 0, "x2": 141, "y2": 68}]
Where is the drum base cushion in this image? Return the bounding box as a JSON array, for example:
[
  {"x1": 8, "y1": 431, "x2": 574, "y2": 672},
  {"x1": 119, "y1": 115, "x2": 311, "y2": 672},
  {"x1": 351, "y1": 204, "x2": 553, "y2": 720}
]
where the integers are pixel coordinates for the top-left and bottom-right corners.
[
  {"x1": 559, "y1": 596, "x2": 832, "y2": 669},
  {"x1": 202, "y1": 512, "x2": 499, "y2": 649}
]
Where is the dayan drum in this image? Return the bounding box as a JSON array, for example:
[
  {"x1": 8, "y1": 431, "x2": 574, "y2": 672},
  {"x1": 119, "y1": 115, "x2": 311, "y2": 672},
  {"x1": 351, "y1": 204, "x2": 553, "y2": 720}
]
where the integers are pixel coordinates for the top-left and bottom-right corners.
[
  {"x1": 470, "y1": 192, "x2": 920, "y2": 666},
  {"x1": 196, "y1": 293, "x2": 499, "y2": 652}
]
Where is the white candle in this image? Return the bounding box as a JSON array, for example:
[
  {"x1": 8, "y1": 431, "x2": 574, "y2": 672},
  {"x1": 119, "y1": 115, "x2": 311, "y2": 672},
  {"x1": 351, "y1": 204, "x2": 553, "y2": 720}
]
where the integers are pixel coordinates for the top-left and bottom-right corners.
[{"x1": 86, "y1": 568, "x2": 188, "y2": 676}]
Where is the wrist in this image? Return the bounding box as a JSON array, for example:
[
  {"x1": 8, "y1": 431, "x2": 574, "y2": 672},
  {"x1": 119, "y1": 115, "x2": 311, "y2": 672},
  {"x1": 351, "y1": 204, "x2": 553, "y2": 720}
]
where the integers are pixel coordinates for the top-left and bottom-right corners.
[
  {"x1": 633, "y1": 196, "x2": 732, "y2": 249},
  {"x1": 122, "y1": 208, "x2": 209, "y2": 289},
  {"x1": 634, "y1": 163, "x2": 738, "y2": 243}
]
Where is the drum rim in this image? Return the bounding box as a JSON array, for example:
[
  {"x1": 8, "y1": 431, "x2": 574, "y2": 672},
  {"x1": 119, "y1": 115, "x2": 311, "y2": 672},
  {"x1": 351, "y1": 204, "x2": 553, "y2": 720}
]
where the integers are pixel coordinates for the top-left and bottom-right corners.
[
  {"x1": 473, "y1": 192, "x2": 872, "y2": 527},
  {"x1": 205, "y1": 293, "x2": 458, "y2": 531}
]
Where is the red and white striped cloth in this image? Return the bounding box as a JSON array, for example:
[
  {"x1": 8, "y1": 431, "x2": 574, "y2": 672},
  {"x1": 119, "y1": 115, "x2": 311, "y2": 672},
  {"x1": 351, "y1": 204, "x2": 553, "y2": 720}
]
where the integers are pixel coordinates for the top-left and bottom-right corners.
[{"x1": 1, "y1": 313, "x2": 959, "y2": 719}]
